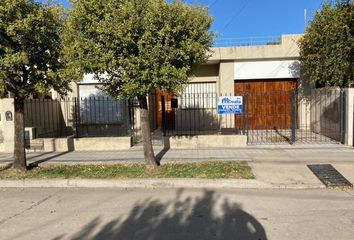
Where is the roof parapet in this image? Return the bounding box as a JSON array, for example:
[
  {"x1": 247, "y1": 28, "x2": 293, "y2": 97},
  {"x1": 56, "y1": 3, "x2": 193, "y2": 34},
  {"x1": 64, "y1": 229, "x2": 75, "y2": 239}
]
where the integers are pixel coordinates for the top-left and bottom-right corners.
[
  {"x1": 213, "y1": 36, "x2": 281, "y2": 48},
  {"x1": 208, "y1": 34, "x2": 303, "y2": 62}
]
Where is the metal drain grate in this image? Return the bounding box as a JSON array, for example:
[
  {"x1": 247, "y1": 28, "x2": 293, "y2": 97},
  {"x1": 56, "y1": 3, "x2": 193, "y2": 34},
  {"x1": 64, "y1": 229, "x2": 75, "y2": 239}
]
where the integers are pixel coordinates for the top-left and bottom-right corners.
[{"x1": 307, "y1": 164, "x2": 353, "y2": 188}]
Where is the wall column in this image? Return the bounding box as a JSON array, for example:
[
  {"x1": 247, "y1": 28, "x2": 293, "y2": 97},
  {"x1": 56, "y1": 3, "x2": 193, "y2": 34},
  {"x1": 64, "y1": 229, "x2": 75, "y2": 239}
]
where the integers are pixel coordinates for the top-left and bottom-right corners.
[
  {"x1": 344, "y1": 88, "x2": 354, "y2": 146},
  {"x1": 0, "y1": 98, "x2": 15, "y2": 153},
  {"x1": 219, "y1": 61, "x2": 235, "y2": 95},
  {"x1": 218, "y1": 61, "x2": 235, "y2": 129}
]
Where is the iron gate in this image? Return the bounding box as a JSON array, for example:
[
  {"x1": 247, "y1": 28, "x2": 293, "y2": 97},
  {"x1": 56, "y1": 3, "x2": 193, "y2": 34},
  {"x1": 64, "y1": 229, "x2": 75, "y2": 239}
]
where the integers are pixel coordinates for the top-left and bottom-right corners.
[
  {"x1": 160, "y1": 88, "x2": 346, "y2": 145},
  {"x1": 244, "y1": 88, "x2": 345, "y2": 144}
]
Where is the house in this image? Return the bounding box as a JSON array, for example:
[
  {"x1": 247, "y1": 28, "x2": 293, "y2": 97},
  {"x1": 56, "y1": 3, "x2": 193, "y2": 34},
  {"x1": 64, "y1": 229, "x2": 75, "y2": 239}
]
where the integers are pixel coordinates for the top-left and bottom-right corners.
[
  {"x1": 61, "y1": 34, "x2": 301, "y2": 135},
  {"x1": 155, "y1": 34, "x2": 301, "y2": 134}
]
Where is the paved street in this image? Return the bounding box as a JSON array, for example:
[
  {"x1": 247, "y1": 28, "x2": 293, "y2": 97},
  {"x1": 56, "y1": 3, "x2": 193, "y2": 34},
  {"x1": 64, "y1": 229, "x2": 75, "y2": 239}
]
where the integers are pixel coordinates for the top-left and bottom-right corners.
[{"x1": 0, "y1": 188, "x2": 354, "y2": 240}]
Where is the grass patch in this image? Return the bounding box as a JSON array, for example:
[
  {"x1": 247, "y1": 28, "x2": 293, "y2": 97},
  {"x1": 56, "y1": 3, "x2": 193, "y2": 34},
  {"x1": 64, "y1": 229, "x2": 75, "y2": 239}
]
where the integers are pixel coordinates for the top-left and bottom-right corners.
[{"x1": 0, "y1": 162, "x2": 254, "y2": 179}]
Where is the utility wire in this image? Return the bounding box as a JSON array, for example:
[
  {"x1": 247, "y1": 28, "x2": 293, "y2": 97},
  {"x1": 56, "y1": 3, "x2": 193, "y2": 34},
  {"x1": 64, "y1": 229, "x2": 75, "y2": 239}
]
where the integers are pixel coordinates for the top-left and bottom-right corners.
[
  {"x1": 221, "y1": 0, "x2": 253, "y2": 31},
  {"x1": 209, "y1": 0, "x2": 220, "y2": 8}
]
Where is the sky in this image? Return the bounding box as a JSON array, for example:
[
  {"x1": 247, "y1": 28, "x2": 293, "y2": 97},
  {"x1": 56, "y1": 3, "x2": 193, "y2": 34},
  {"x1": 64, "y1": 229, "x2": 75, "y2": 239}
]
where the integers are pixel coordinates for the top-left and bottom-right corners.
[{"x1": 41, "y1": 0, "x2": 325, "y2": 39}]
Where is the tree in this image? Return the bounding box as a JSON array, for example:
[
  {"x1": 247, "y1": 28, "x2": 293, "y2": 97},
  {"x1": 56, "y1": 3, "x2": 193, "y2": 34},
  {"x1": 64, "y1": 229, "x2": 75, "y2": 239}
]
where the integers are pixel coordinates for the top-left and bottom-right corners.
[
  {"x1": 299, "y1": 0, "x2": 354, "y2": 87},
  {"x1": 0, "y1": 0, "x2": 69, "y2": 170},
  {"x1": 63, "y1": 0, "x2": 213, "y2": 168}
]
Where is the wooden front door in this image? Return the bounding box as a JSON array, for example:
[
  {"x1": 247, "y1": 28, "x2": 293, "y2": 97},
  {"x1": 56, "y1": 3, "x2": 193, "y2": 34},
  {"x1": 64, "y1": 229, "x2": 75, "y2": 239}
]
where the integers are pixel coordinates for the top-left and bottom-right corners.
[
  {"x1": 155, "y1": 89, "x2": 176, "y2": 130},
  {"x1": 234, "y1": 79, "x2": 297, "y2": 130}
]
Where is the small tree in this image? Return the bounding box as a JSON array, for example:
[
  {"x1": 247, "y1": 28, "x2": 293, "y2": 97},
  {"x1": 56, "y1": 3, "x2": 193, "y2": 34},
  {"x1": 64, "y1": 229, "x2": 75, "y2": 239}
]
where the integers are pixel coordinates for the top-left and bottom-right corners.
[
  {"x1": 0, "y1": 0, "x2": 69, "y2": 170},
  {"x1": 299, "y1": 0, "x2": 354, "y2": 87},
  {"x1": 64, "y1": 0, "x2": 213, "y2": 168}
]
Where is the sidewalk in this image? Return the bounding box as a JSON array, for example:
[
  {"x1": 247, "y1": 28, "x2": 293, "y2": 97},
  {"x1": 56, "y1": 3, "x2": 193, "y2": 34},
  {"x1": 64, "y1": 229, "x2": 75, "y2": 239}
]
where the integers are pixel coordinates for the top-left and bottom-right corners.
[{"x1": 1, "y1": 144, "x2": 353, "y2": 189}]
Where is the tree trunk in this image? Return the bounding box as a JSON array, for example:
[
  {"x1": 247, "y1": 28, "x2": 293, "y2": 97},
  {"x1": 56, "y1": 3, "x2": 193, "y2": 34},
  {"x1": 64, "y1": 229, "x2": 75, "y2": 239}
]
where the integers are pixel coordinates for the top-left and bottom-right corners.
[
  {"x1": 13, "y1": 97, "x2": 27, "y2": 171},
  {"x1": 138, "y1": 95, "x2": 157, "y2": 168}
]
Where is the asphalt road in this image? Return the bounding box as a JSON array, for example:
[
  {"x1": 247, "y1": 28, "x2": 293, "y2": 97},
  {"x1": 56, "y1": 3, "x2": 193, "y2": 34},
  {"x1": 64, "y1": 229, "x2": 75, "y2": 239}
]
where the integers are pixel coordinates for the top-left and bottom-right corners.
[{"x1": 0, "y1": 188, "x2": 354, "y2": 240}]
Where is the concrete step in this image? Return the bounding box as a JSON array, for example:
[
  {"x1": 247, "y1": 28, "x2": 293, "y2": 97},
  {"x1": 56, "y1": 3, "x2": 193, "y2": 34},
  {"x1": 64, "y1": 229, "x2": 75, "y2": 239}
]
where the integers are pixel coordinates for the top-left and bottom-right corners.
[
  {"x1": 26, "y1": 138, "x2": 44, "y2": 152},
  {"x1": 133, "y1": 130, "x2": 164, "y2": 146}
]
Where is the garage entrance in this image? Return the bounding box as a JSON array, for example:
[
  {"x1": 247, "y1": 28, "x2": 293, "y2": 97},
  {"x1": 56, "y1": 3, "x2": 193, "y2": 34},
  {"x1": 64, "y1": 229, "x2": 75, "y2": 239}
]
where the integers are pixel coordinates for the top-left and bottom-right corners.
[
  {"x1": 234, "y1": 80, "x2": 345, "y2": 144},
  {"x1": 234, "y1": 79, "x2": 297, "y2": 130}
]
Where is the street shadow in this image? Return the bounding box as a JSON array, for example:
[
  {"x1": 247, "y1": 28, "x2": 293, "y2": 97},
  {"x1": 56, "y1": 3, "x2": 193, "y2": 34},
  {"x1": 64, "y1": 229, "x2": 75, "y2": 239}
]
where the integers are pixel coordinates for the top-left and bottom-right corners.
[
  {"x1": 0, "y1": 163, "x2": 12, "y2": 172},
  {"x1": 274, "y1": 128, "x2": 292, "y2": 144},
  {"x1": 155, "y1": 146, "x2": 170, "y2": 165},
  {"x1": 27, "y1": 151, "x2": 71, "y2": 169},
  {"x1": 26, "y1": 151, "x2": 60, "y2": 160},
  {"x1": 0, "y1": 151, "x2": 71, "y2": 170},
  {"x1": 55, "y1": 190, "x2": 267, "y2": 240}
]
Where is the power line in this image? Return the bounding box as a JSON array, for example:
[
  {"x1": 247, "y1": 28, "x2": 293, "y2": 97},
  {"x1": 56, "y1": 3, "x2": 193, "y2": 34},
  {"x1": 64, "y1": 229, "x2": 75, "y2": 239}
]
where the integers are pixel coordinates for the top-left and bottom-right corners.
[
  {"x1": 209, "y1": 0, "x2": 220, "y2": 8},
  {"x1": 221, "y1": 0, "x2": 252, "y2": 31}
]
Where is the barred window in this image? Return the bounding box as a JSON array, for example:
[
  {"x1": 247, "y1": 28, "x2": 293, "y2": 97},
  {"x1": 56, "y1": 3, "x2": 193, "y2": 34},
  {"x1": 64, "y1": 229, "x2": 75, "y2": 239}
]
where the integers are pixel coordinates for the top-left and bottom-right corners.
[
  {"x1": 180, "y1": 83, "x2": 216, "y2": 109},
  {"x1": 79, "y1": 84, "x2": 125, "y2": 124}
]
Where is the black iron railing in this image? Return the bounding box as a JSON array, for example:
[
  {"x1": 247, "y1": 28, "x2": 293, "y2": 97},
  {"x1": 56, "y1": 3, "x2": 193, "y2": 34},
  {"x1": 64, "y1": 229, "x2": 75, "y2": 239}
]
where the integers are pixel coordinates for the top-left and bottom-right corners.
[
  {"x1": 160, "y1": 92, "x2": 247, "y2": 137},
  {"x1": 24, "y1": 97, "x2": 131, "y2": 138},
  {"x1": 24, "y1": 88, "x2": 346, "y2": 145},
  {"x1": 160, "y1": 89, "x2": 346, "y2": 145}
]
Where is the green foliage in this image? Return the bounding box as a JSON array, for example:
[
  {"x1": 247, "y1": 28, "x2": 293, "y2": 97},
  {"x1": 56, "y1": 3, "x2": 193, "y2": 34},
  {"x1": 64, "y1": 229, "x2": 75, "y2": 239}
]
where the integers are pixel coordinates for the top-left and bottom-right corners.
[
  {"x1": 0, "y1": 0, "x2": 69, "y2": 98},
  {"x1": 0, "y1": 162, "x2": 254, "y2": 179},
  {"x1": 299, "y1": 1, "x2": 354, "y2": 87},
  {"x1": 64, "y1": 0, "x2": 213, "y2": 98}
]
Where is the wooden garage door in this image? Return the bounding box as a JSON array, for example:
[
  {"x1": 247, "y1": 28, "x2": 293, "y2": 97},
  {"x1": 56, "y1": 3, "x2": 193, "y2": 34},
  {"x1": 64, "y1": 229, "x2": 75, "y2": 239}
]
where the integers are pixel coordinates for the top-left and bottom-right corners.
[{"x1": 235, "y1": 79, "x2": 297, "y2": 130}]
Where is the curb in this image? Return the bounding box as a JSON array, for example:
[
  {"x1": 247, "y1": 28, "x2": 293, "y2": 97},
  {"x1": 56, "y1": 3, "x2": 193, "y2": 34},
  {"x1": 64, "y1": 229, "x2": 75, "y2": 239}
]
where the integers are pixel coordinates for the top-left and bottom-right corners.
[
  {"x1": 0, "y1": 179, "x2": 326, "y2": 189},
  {"x1": 1, "y1": 158, "x2": 253, "y2": 165}
]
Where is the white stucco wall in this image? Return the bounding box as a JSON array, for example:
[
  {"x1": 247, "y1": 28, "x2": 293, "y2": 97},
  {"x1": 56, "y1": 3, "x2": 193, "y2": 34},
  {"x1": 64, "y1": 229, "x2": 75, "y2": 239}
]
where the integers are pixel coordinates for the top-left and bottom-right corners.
[
  {"x1": 234, "y1": 60, "x2": 300, "y2": 80},
  {"x1": 83, "y1": 74, "x2": 100, "y2": 84}
]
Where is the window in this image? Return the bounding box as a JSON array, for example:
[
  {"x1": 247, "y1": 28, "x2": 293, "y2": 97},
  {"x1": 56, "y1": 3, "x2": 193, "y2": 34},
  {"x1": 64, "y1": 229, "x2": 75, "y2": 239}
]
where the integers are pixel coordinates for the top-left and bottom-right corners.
[
  {"x1": 180, "y1": 83, "x2": 216, "y2": 109},
  {"x1": 78, "y1": 84, "x2": 125, "y2": 124}
]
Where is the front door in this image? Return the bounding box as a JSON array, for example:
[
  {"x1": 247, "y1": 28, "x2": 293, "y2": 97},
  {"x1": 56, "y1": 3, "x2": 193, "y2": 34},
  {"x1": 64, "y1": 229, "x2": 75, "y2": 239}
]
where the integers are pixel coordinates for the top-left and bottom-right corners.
[{"x1": 155, "y1": 89, "x2": 176, "y2": 130}]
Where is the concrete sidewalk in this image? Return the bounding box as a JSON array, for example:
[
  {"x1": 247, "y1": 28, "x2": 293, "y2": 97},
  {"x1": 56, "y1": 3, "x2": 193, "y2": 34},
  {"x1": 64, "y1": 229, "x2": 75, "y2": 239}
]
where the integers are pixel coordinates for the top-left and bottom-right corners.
[
  {"x1": 1, "y1": 144, "x2": 352, "y2": 164},
  {"x1": 0, "y1": 144, "x2": 353, "y2": 189},
  {"x1": 0, "y1": 146, "x2": 253, "y2": 164}
]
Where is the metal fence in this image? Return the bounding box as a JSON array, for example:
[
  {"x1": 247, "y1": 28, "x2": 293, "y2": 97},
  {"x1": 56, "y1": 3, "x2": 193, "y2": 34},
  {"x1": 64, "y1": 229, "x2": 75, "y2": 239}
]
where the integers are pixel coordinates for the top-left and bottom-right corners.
[
  {"x1": 296, "y1": 88, "x2": 345, "y2": 144},
  {"x1": 24, "y1": 97, "x2": 131, "y2": 138},
  {"x1": 161, "y1": 92, "x2": 247, "y2": 136},
  {"x1": 24, "y1": 88, "x2": 346, "y2": 146},
  {"x1": 243, "y1": 90, "x2": 296, "y2": 144},
  {"x1": 161, "y1": 89, "x2": 346, "y2": 145},
  {"x1": 213, "y1": 36, "x2": 281, "y2": 47},
  {"x1": 25, "y1": 98, "x2": 75, "y2": 138}
]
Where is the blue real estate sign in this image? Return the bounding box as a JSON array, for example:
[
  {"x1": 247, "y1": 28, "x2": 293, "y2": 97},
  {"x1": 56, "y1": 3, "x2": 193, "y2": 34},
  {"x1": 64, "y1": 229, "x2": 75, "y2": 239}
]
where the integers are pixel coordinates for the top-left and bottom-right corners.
[{"x1": 217, "y1": 96, "x2": 243, "y2": 114}]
